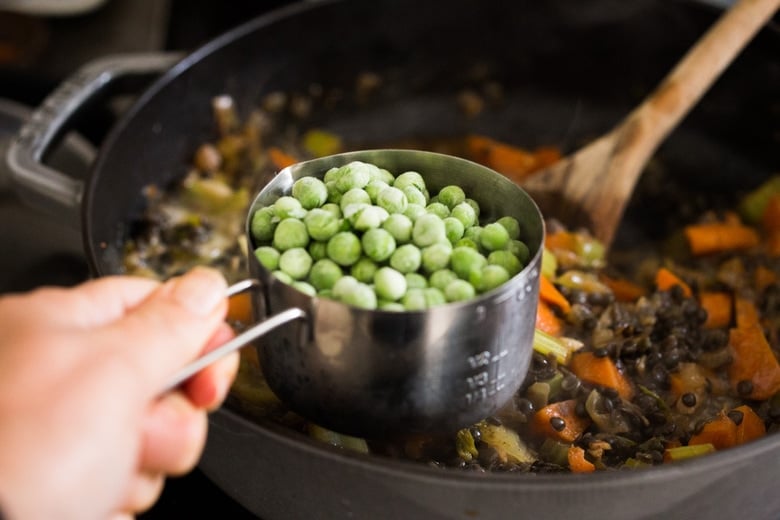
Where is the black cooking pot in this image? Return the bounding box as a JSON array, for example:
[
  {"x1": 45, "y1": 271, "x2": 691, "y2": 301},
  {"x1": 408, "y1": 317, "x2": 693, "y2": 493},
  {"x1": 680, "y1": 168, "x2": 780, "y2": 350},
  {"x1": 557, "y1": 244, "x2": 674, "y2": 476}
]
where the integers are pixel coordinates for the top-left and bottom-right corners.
[{"x1": 7, "y1": 0, "x2": 780, "y2": 518}]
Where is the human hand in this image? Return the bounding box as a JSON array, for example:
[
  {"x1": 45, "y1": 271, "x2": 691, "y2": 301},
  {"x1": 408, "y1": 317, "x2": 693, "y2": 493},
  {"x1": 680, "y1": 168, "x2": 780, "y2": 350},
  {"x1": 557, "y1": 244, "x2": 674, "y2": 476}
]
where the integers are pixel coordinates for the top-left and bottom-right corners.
[{"x1": 0, "y1": 267, "x2": 239, "y2": 520}]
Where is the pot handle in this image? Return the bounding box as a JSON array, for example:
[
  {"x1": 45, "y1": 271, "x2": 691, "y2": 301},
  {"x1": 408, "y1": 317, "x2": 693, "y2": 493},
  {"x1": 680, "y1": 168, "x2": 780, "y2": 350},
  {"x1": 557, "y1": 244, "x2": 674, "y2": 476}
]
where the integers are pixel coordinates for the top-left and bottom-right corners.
[
  {"x1": 5, "y1": 52, "x2": 182, "y2": 226},
  {"x1": 163, "y1": 279, "x2": 308, "y2": 393}
]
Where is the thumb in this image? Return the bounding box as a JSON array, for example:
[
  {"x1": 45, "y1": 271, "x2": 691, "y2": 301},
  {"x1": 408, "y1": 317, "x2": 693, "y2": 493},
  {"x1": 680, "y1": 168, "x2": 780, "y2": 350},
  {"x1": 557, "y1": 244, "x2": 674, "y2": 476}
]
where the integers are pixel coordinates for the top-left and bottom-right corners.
[{"x1": 105, "y1": 267, "x2": 229, "y2": 391}]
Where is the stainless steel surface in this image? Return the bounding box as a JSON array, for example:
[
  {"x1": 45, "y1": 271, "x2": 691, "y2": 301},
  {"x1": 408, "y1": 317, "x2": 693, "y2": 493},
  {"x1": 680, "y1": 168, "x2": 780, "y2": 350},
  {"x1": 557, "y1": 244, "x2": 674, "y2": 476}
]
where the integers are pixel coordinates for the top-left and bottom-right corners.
[{"x1": 243, "y1": 150, "x2": 544, "y2": 436}]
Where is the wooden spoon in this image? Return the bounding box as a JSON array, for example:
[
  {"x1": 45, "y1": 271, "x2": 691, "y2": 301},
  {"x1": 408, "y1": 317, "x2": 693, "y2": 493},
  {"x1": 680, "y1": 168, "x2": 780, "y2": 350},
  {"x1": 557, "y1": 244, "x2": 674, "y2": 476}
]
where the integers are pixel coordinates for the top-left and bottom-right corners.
[{"x1": 521, "y1": 0, "x2": 779, "y2": 248}]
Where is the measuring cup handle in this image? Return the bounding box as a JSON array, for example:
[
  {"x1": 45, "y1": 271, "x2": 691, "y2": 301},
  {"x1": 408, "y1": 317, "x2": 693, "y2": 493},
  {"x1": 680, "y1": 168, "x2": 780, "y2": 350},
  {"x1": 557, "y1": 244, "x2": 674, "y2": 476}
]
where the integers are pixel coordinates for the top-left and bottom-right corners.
[{"x1": 163, "y1": 278, "x2": 307, "y2": 393}]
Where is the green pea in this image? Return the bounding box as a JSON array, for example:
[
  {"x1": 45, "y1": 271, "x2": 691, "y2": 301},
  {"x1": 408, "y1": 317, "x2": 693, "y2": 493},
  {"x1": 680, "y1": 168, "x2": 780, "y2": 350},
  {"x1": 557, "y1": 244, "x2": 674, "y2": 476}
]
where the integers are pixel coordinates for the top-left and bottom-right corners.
[
  {"x1": 421, "y1": 242, "x2": 452, "y2": 273},
  {"x1": 278, "y1": 247, "x2": 312, "y2": 280},
  {"x1": 365, "y1": 179, "x2": 390, "y2": 203},
  {"x1": 403, "y1": 203, "x2": 427, "y2": 222},
  {"x1": 304, "y1": 208, "x2": 341, "y2": 241},
  {"x1": 309, "y1": 258, "x2": 343, "y2": 291},
  {"x1": 362, "y1": 228, "x2": 396, "y2": 262},
  {"x1": 325, "y1": 181, "x2": 342, "y2": 204},
  {"x1": 390, "y1": 244, "x2": 422, "y2": 273},
  {"x1": 335, "y1": 161, "x2": 372, "y2": 192},
  {"x1": 327, "y1": 231, "x2": 362, "y2": 266},
  {"x1": 465, "y1": 198, "x2": 481, "y2": 219},
  {"x1": 292, "y1": 281, "x2": 317, "y2": 296},
  {"x1": 444, "y1": 279, "x2": 476, "y2": 302},
  {"x1": 332, "y1": 275, "x2": 359, "y2": 300},
  {"x1": 350, "y1": 205, "x2": 389, "y2": 231},
  {"x1": 497, "y1": 216, "x2": 521, "y2": 240},
  {"x1": 376, "y1": 186, "x2": 408, "y2": 214},
  {"x1": 423, "y1": 287, "x2": 447, "y2": 307},
  {"x1": 488, "y1": 250, "x2": 523, "y2": 277},
  {"x1": 378, "y1": 301, "x2": 405, "y2": 312},
  {"x1": 292, "y1": 176, "x2": 328, "y2": 209},
  {"x1": 438, "y1": 185, "x2": 466, "y2": 209},
  {"x1": 350, "y1": 257, "x2": 379, "y2": 283},
  {"x1": 454, "y1": 237, "x2": 479, "y2": 250},
  {"x1": 429, "y1": 269, "x2": 458, "y2": 292},
  {"x1": 402, "y1": 186, "x2": 427, "y2": 207},
  {"x1": 443, "y1": 217, "x2": 465, "y2": 243},
  {"x1": 450, "y1": 246, "x2": 487, "y2": 279},
  {"x1": 393, "y1": 171, "x2": 426, "y2": 192},
  {"x1": 339, "y1": 281, "x2": 377, "y2": 310},
  {"x1": 339, "y1": 188, "x2": 371, "y2": 212},
  {"x1": 412, "y1": 213, "x2": 446, "y2": 247},
  {"x1": 382, "y1": 213, "x2": 413, "y2": 243},
  {"x1": 402, "y1": 288, "x2": 428, "y2": 310},
  {"x1": 472, "y1": 264, "x2": 510, "y2": 293},
  {"x1": 272, "y1": 270, "x2": 293, "y2": 284},
  {"x1": 507, "y1": 239, "x2": 531, "y2": 265},
  {"x1": 405, "y1": 272, "x2": 428, "y2": 290},
  {"x1": 254, "y1": 246, "x2": 280, "y2": 271},
  {"x1": 426, "y1": 201, "x2": 450, "y2": 219},
  {"x1": 274, "y1": 196, "x2": 307, "y2": 220},
  {"x1": 273, "y1": 219, "x2": 309, "y2": 251},
  {"x1": 308, "y1": 241, "x2": 328, "y2": 261},
  {"x1": 451, "y1": 201, "x2": 477, "y2": 228},
  {"x1": 374, "y1": 266, "x2": 407, "y2": 301},
  {"x1": 320, "y1": 202, "x2": 342, "y2": 218},
  {"x1": 250, "y1": 206, "x2": 278, "y2": 242},
  {"x1": 480, "y1": 222, "x2": 510, "y2": 251}
]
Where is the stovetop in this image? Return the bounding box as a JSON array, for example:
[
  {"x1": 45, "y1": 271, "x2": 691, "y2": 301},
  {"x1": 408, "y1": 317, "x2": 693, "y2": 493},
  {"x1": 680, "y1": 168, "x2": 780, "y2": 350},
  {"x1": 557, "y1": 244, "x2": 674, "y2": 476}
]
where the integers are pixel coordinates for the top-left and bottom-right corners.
[{"x1": 0, "y1": 1, "x2": 294, "y2": 517}]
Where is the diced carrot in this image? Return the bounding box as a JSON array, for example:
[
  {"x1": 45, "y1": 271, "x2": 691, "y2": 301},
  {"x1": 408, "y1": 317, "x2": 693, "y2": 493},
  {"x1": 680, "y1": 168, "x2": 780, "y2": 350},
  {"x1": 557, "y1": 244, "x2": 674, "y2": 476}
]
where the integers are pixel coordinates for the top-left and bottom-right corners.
[
  {"x1": 568, "y1": 351, "x2": 634, "y2": 400},
  {"x1": 698, "y1": 291, "x2": 732, "y2": 329},
  {"x1": 531, "y1": 399, "x2": 591, "y2": 443},
  {"x1": 655, "y1": 267, "x2": 692, "y2": 298},
  {"x1": 688, "y1": 412, "x2": 737, "y2": 450},
  {"x1": 545, "y1": 230, "x2": 579, "y2": 253},
  {"x1": 268, "y1": 146, "x2": 298, "y2": 170},
  {"x1": 668, "y1": 362, "x2": 709, "y2": 400},
  {"x1": 683, "y1": 223, "x2": 760, "y2": 256},
  {"x1": 765, "y1": 229, "x2": 780, "y2": 257},
  {"x1": 754, "y1": 265, "x2": 778, "y2": 292},
  {"x1": 727, "y1": 323, "x2": 780, "y2": 400},
  {"x1": 567, "y1": 445, "x2": 596, "y2": 473},
  {"x1": 227, "y1": 292, "x2": 253, "y2": 324},
  {"x1": 531, "y1": 146, "x2": 562, "y2": 169},
  {"x1": 536, "y1": 300, "x2": 563, "y2": 336},
  {"x1": 733, "y1": 405, "x2": 766, "y2": 445},
  {"x1": 464, "y1": 134, "x2": 542, "y2": 181},
  {"x1": 539, "y1": 275, "x2": 571, "y2": 315},
  {"x1": 734, "y1": 297, "x2": 760, "y2": 329},
  {"x1": 599, "y1": 273, "x2": 646, "y2": 302},
  {"x1": 761, "y1": 194, "x2": 780, "y2": 232}
]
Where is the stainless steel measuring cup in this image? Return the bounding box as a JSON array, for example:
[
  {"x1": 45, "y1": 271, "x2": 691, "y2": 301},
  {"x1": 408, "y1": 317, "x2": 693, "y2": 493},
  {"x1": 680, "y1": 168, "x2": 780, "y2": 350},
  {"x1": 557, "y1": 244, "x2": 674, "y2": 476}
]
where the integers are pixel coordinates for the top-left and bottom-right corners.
[{"x1": 169, "y1": 149, "x2": 544, "y2": 436}]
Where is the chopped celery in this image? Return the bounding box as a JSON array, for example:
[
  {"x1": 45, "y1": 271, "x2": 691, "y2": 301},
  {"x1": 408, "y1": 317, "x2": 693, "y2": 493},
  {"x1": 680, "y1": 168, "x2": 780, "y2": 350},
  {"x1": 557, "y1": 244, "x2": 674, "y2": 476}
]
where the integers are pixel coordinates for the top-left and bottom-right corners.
[
  {"x1": 308, "y1": 423, "x2": 369, "y2": 454},
  {"x1": 455, "y1": 428, "x2": 479, "y2": 461},
  {"x1": 738, "y1": 175, "x2": 780, "y2": 224},
  {"x1": 664, "y1": 443, "x2": 715, "y2": 461},
  {"x1": 623, "y1": 457, "x2": 652, "y2": 469},
  {"x1": 477, "y1": 421, "x2": 536, "y2": 464},
  {"x1": 538, "y1": 438, "x2": 570, "y2": 467},
  {"x1": 555, "y1": 270, "x2": 612, "y2": 294},
  {"x1": 534, "y1": 329, "x2": 572, "y2": 365},
  {"x1": 541, "y1": 246, "x2": 558, "y2": 278}
]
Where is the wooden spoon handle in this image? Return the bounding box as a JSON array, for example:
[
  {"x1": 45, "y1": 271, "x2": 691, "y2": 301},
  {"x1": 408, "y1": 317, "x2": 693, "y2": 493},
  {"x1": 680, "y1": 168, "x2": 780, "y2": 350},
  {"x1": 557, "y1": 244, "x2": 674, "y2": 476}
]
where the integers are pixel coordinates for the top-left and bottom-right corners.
[{"x1": 523, "y1": 0, "x2": 779, "y2": 246}]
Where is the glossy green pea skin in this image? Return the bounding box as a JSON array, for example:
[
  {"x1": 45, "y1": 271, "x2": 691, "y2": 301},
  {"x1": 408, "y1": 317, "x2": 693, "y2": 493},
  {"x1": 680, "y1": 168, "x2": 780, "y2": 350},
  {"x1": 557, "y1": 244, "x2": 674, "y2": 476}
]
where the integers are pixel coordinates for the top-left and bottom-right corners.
[
  {"x1": 326, "y1": 232, "x2": 362, "y2": 266},
  {"x1": 273, "y1": 218, "x2": 310, "y2": 251},
  {"x1": 374, "y1": 266, "x2": 407, "y2": 301},
  {"x1": 272, "y1": 270, "x2": 293, "y2": 284},
  {"x1": 402, "y1": 288, "x2": 428, "y2": 310},
  {"x1": 389, "y1": 244, "x2": 422, "y2": 273},
  {"x1": 308, "y1": 241, "x2": 328, "y2": 261},
  {"x1": 321, "y1": 202, "x2": 342, "y2": 218},
  {"x1": 393, "y1": 171, "x2": 426, "y2": 192},
  {"x1": 254, "y1": 246, "x2": 280, "y2": 271},
  {"x1": 362, "y1": 228, "x2": 396, "y2": 262},
  {"x1": 438, "y1": 185, "x2": 466, "y2": 209},
  {"x1": 465, "y1": 198, "x2": 481, "y2": 219},
  {"x1": 292, "y1": 281, "x2": 317, "y2": 296},
  {"x1": 365, "y1": 179, "x2": 390, "y2": 203},
  {"x1": 331, "y1": 275, "x2": 360, "y2": 300},
  {"x1": 426, "y1": 201, "x2": 450, "y2": 219},
  {"x1": 423, "y1": 287, "x2": 447, "y2": 307},
  {"x1": 339, "y1": 188, "x2": 371, "y2": 212},
  {"x1": 304, "y1": 208, "x2": 341, "y2": 241},
  {"x1": 278, "y1": 247, "x2": 313, "y2": 280},
  {"x1": 335, "y1": 161, "x2": 372, "y2": 192},
  {"x1": 470, "y1": 264, "x2": 509, "y2": 293},
  {"x1": 382, "y1": 213, "x2": 413, "y2": 243},
  {"x1": 309, "y1": 258, "x2": 343, "y2": 291},
  {"x1": 480, "y1": 222, "x2": 510, "y2": 251},
  {"x1": 508, "y1": 239, "x2": 531, "y2": 265},
  {"x1": 250, "y1": 206, "x2": 278, "y2": 242},
  {"x1": 292, "y1": 176, "x2": 328, "y2": 209}
]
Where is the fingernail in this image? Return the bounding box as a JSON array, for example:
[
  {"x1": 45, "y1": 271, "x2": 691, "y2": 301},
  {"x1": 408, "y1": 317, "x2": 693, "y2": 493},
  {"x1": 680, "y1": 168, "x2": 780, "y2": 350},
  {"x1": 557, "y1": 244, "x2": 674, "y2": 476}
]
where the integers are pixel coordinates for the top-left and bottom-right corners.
[{"x1": 170, "y1": 267, "x2": 227, "y2": 316}]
